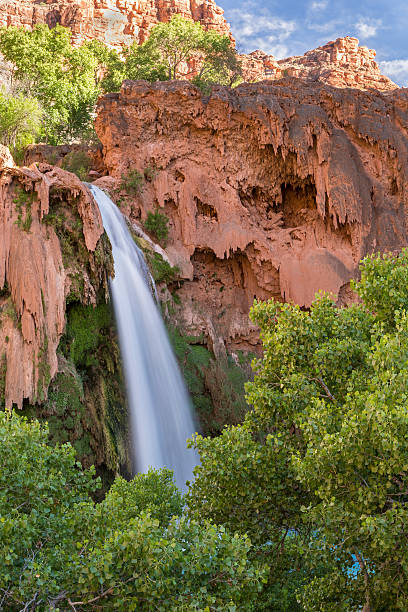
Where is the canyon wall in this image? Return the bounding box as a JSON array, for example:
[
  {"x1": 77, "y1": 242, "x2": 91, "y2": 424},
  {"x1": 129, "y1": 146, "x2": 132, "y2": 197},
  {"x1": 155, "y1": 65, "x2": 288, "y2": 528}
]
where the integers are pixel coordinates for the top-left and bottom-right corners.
[
  {"x1": 95, "y1": 79, "x2": 408, "y2": 354},
  {"x1": 0, "y1": 0, "x2": 232, "y2": 48},
  {"x1": 0, "y1": 157, "x2": 103, "y2": 408},
  {"x1": 0, "y1": 3, "x2": 396, "y2": 92}
]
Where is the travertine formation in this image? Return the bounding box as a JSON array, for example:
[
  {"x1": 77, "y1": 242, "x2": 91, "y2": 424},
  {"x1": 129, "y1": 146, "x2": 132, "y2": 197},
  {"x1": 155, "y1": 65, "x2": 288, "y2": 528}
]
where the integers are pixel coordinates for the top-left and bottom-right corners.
[
  {"x1": 95, "y1": 79, "x2": 408, "y2": 352},
  {"x1": 247, "y1": 37, "x2": 398, "y2": 92},
  {"x1": 0, "y1": 159, "x2": 104, "y2": 408},
  {"x1": 0, "y1": 0, "x2": 232, "y2": 48}
]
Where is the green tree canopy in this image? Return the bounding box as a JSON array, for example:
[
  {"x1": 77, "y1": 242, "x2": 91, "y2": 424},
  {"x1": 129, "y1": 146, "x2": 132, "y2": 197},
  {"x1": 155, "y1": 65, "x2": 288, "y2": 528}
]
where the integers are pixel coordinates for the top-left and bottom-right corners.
[
  {"x1": 0, "y1": 90, "x2": 42, "y2": 159},
  {"x1": 0, "y1": 24, "x2": 106, "y2": 144},
  {"x1": 187, "y1": 250, "x2": 408, "y2": 611},
  {"x1": 0, "y1": 411, "x2": 263, "y2": 610},
  {"x1": 0, "y1": 18, "x2": 241, "y2": 147},
  {"x1": 103, "y1": 15, "x2": 242, "y2": 92}
]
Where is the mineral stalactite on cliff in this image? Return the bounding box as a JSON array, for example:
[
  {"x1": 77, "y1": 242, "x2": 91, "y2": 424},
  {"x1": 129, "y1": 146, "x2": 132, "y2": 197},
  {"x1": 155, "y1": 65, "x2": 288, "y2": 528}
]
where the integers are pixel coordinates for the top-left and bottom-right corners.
[
  {"x1": 95, "y1": 79, "x2": 408, "y2": 352},
  {"x1": 0, "y1": 155, "x2": 105, "y2": 409}
]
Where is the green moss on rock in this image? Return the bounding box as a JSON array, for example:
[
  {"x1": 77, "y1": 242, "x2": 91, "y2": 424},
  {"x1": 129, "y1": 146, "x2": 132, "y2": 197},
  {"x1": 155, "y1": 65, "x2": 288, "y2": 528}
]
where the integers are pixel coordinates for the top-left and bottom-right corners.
[
  {"x1": 167, "y1": 325, "x2": 253, "y2": 436},
  {"x1": 60, "y1": 301, "x2": 130, "y2": 478}
]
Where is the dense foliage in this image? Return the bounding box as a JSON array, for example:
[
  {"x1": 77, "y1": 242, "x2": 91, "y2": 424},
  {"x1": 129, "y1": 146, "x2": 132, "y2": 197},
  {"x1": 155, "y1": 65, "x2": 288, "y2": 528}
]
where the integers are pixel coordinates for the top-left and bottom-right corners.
[
  {"x1": 187, "y1": 250, "x2": 408, "y2": 610},
  {"x1": 102, "y1": 15, "x2": 242, "y2": 93},
  {"x1": 0, "y1": 411, "x2": 263, "y2": 611},
  {"x1": 0, "y1": 90, "x2": 42, "y2": 160},
  {"x1": 0, "y1": 16, "x2": 241, "y2": 150},
  {"x1": 0, "y1": 25, "x2": 104, "y2": 144}
]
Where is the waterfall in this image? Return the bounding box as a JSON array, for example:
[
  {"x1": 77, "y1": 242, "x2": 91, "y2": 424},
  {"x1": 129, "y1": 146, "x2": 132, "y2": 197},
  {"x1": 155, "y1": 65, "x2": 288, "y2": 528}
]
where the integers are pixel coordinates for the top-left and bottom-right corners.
[{"x1": 89, "y1": 185, "x2": 198, "y2": 489}]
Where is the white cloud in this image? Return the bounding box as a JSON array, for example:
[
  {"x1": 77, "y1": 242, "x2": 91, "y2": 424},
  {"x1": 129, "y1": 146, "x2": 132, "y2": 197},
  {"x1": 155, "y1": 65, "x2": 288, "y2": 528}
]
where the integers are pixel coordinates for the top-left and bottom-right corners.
[
  {"x1": 310, "y1": 1, "x2": 328, "y2": 11},
  {"x1": 355, "y1": 19, "x2": 382, "y2": 39},
  {"x1": 307, "y1": 18, "x2": 343, "y2": 34},
  {"x1": 379, "y1": 59, "x2": 408, "y2": 86},
  {"x1": 228, "y1": 6, "x2": 297, "y2": 57}
]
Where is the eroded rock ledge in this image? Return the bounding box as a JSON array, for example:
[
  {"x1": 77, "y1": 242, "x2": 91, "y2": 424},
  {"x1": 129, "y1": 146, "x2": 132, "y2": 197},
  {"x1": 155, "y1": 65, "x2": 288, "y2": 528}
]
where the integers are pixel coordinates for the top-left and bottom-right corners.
[{"x1": 95, "y1": 79, "x2": 408, "y2": 352}]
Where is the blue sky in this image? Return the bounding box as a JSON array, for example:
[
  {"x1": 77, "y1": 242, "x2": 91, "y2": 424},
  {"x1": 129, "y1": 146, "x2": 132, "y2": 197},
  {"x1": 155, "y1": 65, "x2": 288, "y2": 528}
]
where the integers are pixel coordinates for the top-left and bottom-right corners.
[{"x1": 220, "y1": 0, "x2": 408, "y2": 86}]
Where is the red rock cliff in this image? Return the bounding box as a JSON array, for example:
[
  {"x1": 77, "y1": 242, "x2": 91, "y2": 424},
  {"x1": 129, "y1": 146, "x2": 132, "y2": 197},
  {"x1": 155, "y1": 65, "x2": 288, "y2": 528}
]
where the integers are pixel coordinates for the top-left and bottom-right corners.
[
  {"x1": 95, "y1": 79, "x2": 408, "y2": 353},
  {"x1": 0, "y1": 0, "x2": 232, "y2": 48},
  {"x1": 242, "y1": 37, "x2": 398, "y2": 92}
]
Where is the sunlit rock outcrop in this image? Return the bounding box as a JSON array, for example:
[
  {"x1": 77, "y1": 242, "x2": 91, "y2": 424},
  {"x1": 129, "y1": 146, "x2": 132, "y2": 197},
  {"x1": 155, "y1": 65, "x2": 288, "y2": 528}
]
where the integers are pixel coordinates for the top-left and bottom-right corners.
[
  {"x1": 0, "y1": 0, "x2": 232, "y2": 48},
  {"x1": 241, "y1": 37, "x2": 398, "y2": 91},
  {"x1": 95, "y1": 79, "x2": 408, "y2": 352}
]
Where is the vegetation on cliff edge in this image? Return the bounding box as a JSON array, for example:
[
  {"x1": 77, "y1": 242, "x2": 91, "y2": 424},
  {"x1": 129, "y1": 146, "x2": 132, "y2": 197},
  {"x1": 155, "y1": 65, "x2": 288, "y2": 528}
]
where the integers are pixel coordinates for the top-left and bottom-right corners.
[{"x1": 0, "y1": 16, "x2": 242, "y2": 153}]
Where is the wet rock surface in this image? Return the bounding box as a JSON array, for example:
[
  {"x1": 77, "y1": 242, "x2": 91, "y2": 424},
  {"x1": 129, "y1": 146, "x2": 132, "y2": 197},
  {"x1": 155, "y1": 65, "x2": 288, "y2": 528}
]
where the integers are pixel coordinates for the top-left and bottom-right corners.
[{"x1": 0, "y1": 162, "x2": 104, "y2": 408}]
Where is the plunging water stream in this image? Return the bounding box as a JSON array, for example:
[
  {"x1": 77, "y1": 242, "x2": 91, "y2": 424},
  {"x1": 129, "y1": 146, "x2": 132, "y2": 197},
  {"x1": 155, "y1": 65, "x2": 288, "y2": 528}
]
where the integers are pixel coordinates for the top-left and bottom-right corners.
[{"x1": 89, "y1": 185, "x2": 198, "y2": 489}]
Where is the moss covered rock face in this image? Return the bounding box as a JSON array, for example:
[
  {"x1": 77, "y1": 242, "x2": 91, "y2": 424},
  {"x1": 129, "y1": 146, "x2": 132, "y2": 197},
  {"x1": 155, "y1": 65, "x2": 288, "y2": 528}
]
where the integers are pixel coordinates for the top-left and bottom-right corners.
[
  {"x1": 60, "y1": 302, "x2": 130, "y2": 478},
  {"x1": 23, "y1": 302, "x2": 130, "y2": 486},
  {"x1": 167, "y1": 325, "x2": 254, "y2": 436},
  {"x1": 0, "y1": 165, "x2": 130, "y2": 486}
]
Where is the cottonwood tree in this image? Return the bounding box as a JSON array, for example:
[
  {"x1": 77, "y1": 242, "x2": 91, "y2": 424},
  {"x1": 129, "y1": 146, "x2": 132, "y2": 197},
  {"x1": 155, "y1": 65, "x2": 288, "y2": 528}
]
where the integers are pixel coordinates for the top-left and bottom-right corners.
[
  {"x1": 0, "y1": 91, "x2": 42, "y2": 159},
  {"x1": 187, "y1": 250, "x2": 408, "y2": 611},
  {"x1": 0, "y1": 411, "x2": 263, "y2": 611},
  {"x1": 0, "y1": 25, "x2": 106, "y2": 144},
  {"x1": 103, "y1": 15, "x2": 242, "y2": 92}
]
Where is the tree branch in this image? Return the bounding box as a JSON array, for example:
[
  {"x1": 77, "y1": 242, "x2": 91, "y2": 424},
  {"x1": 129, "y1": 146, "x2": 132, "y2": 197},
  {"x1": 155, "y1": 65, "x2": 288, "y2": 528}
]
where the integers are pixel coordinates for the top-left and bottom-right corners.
[
  {"x1": 354, "y1": 549, "x2": 371, "y2": 612},
  {"x1": 311, "y1": 377, "x2": 336, "y2": 403}
]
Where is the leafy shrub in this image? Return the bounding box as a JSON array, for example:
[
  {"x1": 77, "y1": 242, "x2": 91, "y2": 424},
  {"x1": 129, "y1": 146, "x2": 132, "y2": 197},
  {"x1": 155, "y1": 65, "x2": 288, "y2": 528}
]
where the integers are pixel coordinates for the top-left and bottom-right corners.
[
  {"x1": 144, "y1": 165, "x2": 158, "y2": 182},
  {"x1": 61, "y1": 150, "x2": 92, "y2": 181},
  {"x1": 0, "y1": 411, "x2": 264, "y2": 611},
  {"x1": 120, "y1": 168, "x2": 144, "y2": 195},
  {"x1": 147, "y1": 252, "x2": 179, "y2": 284},
  {"x1": 145, "y1": 210, "x2": 169, "y2": 245}
]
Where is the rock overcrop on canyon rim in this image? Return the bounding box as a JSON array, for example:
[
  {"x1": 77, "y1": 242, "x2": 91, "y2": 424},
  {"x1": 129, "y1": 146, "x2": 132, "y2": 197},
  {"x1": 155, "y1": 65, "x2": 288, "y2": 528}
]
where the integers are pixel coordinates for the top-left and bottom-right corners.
[
  {"x1": 95, "y1": 78, "x2": 408, "y2": 352},
  {"x1": 0, "y1": 0, "x2": 232, "y2": 48},
  {"x1": 0, "y1": 3, "x2": 397, "y2": 93},
  {"x1": 242, "y1": 37, "x2": 398, "y2": 91}
]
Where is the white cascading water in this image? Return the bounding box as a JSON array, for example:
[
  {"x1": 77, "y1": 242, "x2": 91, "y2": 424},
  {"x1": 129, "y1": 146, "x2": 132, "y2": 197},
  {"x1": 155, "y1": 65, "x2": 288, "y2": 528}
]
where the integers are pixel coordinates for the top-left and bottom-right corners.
[{"x1": 89, "y1": 185, "x2": 198, "y2": 489}]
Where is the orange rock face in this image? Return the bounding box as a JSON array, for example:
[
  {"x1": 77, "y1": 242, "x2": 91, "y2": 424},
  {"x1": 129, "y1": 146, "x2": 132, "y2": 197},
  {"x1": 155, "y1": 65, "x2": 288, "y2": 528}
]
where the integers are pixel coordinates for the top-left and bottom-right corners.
[
  {"x1": 244, "y1": 37, "x2": 398, "y2": 92},
  {"x1": 0, "y1": 0, "x2": 232, "y2": 48},
  {"x1": 0, "y1": 162, "x2": 104, "y2": 408},
  {"x1": 95, "y1": 79, "x2": 408, "y2": 352}
]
